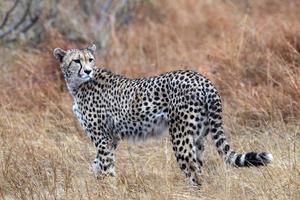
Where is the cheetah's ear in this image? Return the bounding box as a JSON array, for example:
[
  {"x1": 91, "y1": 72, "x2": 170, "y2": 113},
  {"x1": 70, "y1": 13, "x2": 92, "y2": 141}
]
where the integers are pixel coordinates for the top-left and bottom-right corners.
[
  {"x1": 53, "y1": 48, "x2": 66, "y2": 62},
  {"x1": 87, "y1": 44, "x2": 96, "y2": 55}
]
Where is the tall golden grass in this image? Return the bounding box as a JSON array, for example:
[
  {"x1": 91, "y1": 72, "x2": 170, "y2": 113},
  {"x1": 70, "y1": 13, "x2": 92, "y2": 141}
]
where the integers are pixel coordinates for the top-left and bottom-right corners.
[{"x1": 0, "y1": 0, "x2": 299, "y2": 199}]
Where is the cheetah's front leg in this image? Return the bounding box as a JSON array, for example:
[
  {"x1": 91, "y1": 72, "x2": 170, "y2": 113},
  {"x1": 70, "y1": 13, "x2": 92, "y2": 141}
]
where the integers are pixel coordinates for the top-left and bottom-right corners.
[{"x1": 91, "y1": 136, "x2": 119, "y2": 178}]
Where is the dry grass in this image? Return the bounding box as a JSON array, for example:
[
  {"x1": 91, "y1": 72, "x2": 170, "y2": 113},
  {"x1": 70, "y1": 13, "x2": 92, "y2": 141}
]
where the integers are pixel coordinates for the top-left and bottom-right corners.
[{"x1": 0, "y1": 0, "x2": 300, "y2": 199}]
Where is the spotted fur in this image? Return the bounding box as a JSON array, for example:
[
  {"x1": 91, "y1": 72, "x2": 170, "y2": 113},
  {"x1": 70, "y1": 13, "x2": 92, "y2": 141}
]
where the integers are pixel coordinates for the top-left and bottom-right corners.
[{"x1": 53, "y1": 44, "x2": 273, "y2": 185}]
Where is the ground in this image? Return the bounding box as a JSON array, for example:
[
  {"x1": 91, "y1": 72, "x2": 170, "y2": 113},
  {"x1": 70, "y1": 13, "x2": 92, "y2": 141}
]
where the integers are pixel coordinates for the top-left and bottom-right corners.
[{"x1": 0, "y1": 0, "x2": 299, "y2": 199}]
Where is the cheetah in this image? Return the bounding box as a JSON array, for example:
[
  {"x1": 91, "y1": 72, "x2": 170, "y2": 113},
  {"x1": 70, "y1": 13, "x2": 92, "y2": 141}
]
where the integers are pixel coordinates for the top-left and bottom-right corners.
[{"x1": 53, "y1": 44, "x2": 273, "y2": 185}]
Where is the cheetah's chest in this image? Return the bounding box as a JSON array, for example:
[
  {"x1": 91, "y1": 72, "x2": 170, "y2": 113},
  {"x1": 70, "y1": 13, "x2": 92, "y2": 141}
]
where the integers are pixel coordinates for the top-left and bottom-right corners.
[
  {"x1": 73, "y1": 102, "x2": 91, "y2": 137},
  {"x1": 73, "y1": 102, "x2": 83, "y2": 124}
]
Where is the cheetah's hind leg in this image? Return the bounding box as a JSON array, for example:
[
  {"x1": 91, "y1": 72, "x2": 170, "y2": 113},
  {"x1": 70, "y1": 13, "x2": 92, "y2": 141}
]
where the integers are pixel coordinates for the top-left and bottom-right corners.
[{"x1": 169, "y1": 121, "x2": 202, "y2": 186}]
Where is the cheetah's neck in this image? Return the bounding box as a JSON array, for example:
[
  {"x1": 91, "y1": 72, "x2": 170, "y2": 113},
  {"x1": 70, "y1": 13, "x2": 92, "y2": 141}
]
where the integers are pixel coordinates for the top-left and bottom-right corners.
[{"x1": 65, "y1": 76, "x2": 88, "y2": 99}]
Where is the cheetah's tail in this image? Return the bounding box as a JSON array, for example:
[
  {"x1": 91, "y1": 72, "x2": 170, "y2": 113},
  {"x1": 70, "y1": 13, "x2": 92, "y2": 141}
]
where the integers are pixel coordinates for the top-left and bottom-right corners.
[
  {"x1": 207, "y1": 95, "x2": 273, "y2": 167},
  {"x1": 210, "y1": 120, "x2": 273, "y2": 167},
  {"x1": 230, "y1": 151, "x2": 273, "y2": 167}
]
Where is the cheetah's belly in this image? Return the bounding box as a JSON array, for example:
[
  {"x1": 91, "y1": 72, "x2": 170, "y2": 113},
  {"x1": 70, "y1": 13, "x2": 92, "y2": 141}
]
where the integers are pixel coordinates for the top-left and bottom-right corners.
[{"x1": 117, "y1": 112, "x2": 169, "y2": 142}]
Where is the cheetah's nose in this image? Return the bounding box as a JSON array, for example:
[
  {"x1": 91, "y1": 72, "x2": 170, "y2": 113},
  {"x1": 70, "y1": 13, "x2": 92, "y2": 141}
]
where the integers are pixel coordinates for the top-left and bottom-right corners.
[{"x1": 84, "y1": 69, "x2": 92, "y2": 75}]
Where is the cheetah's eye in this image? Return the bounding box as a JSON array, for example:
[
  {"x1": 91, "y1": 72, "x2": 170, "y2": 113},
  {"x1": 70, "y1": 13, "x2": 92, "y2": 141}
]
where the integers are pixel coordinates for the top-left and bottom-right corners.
[
  {"x1": 89, "y1": 58, "x2": 94, "y2": 62},
  {"x1": 73, "y1": 59, "x2": 81, "y2": 64}
]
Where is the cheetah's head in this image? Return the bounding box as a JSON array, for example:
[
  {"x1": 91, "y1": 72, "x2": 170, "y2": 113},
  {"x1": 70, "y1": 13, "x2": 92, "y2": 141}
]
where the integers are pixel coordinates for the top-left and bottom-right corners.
[{"x1": 53, "y1": 44, "x2": 96, "y2": 85}]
